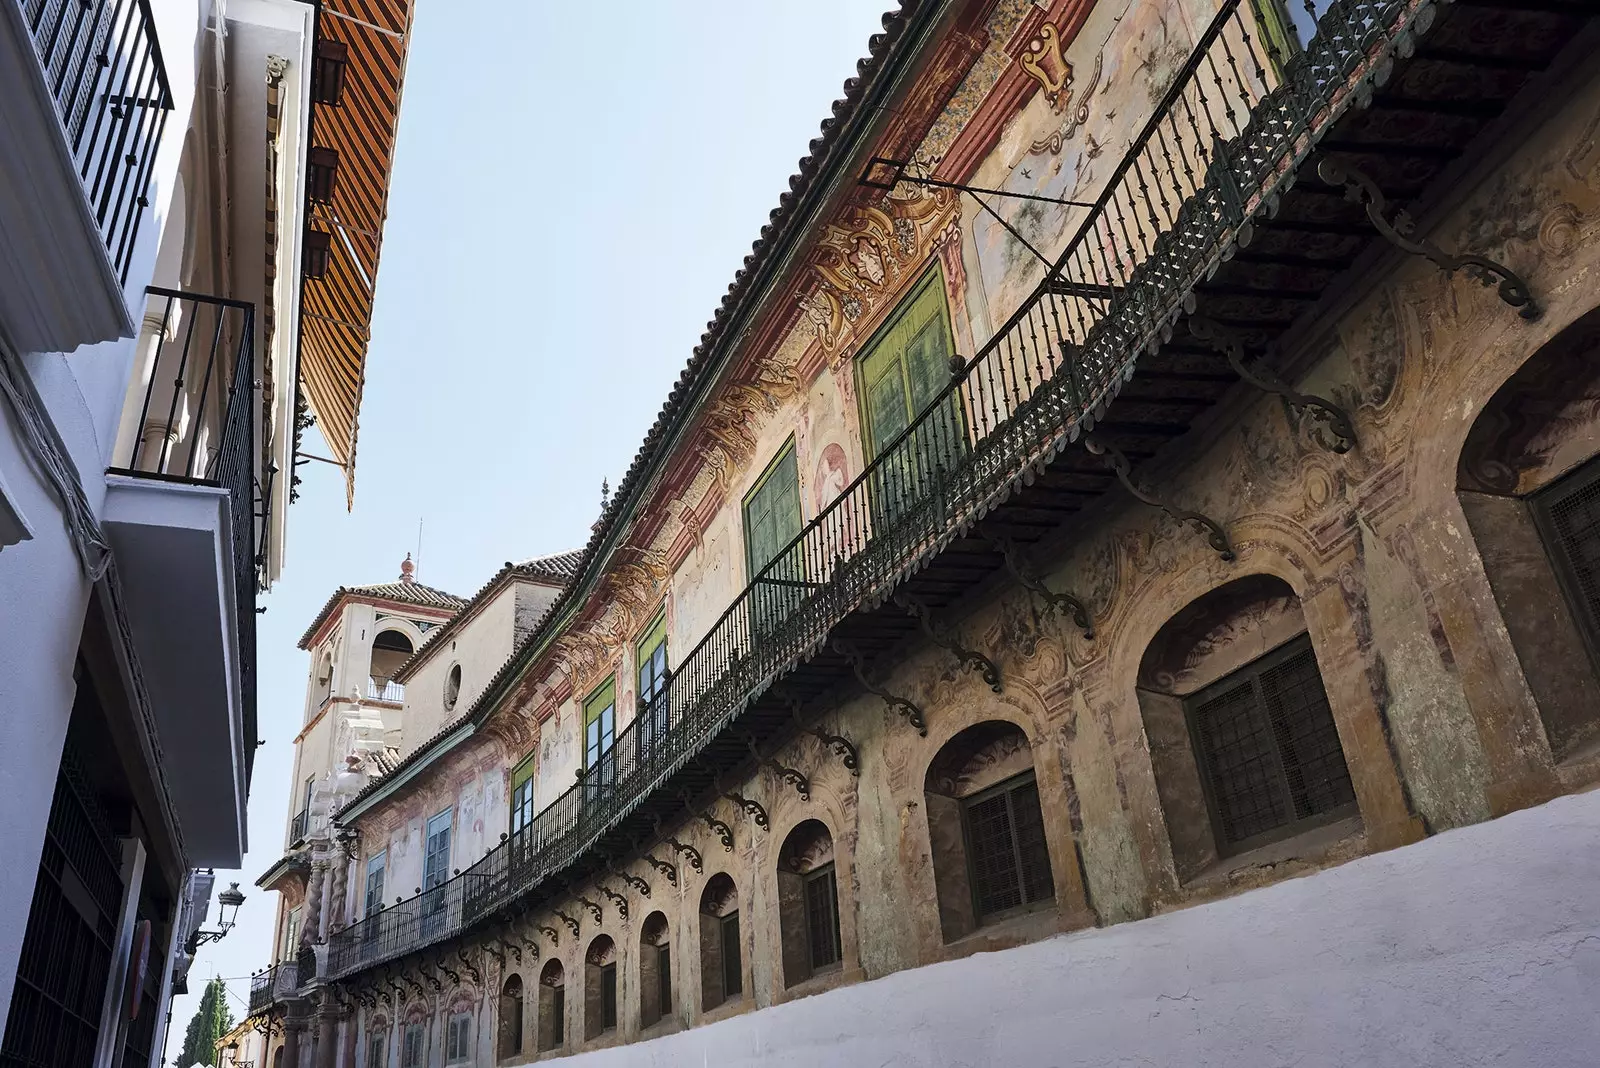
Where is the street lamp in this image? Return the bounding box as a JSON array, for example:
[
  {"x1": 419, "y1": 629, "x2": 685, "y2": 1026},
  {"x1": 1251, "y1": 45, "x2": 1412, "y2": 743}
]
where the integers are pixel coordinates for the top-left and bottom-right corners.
[
  {"x1": 225, "y1": 1038, "x2": 254, "y2": 1068},
  {"x1": 186, "y1": 882, "x2": 246, "y2": 953}
]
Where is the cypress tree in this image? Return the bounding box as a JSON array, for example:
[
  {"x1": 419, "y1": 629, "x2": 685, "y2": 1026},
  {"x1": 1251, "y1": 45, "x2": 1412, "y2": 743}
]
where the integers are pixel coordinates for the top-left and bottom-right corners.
[{"x1": 177, "y1": 976, "x2": 234, "y2": 1067}]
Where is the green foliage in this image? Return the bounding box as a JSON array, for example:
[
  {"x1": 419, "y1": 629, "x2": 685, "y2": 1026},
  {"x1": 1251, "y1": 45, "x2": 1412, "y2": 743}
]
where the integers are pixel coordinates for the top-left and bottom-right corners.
[{"x1": 177, "y1": 976, "x2": 234, "y2": 1068}]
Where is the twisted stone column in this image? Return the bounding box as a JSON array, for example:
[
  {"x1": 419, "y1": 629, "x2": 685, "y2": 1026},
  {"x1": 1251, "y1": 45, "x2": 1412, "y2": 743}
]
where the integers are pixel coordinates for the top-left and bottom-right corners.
[{"x1": 303, "y1": 859, "x2": 327, "y2": 946}]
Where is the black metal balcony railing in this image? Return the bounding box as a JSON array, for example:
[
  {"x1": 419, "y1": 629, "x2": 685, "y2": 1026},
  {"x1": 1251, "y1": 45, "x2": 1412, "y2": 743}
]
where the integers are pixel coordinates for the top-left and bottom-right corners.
[
  {"x1": 247, "y1": 961, "x2": 298, "y2": 1015},
  {"x1": 19, "y1": 0, "x2": 174, "y2": 283},
  {"x1": 329, "y1": 0, "x2": 1417, "y2": 978},
  {"x1": 111, "y1": 288, "x2": 265, "y2": 779},
  {"x1": 295, "y1": 944, "x2": 318, "y2": 989},
  {"x1": 289, "y1": 808, "x2": 309, "y2": 845}
]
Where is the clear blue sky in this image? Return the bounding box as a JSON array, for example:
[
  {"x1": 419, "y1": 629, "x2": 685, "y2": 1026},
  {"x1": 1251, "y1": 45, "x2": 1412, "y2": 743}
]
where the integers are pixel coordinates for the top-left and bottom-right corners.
[{"x1": 164, "y1": 0, "x2": 890, "y2": 1057}]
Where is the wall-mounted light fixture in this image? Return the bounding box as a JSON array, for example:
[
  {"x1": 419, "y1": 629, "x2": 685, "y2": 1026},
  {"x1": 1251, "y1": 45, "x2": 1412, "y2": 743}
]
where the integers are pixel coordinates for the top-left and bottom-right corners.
[
  {"x1": 185, "y1": 882, "x2": 246, "y2": 953},
  {"x1": 311, "y1": 38, "x2": 348, "y2": 106}
]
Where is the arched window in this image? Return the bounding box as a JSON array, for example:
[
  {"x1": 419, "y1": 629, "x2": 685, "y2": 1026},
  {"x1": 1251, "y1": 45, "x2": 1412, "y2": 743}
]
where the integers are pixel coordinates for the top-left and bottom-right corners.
[
  {"x1": 272, "y1": 1045, "x2": 285, "y2": 1068},
  {"x1": 498, "y1": 973, "x2": 524, "y2": 1059},
  {"x1": 698, "y1": 873, "x2": 741, "y2": 1011},
  {"x1": 1458, "y1": 314, "x2": 1600, "y2": 762},
  {"x1": 443, "y1": 662, "x2": 462, "y2": 712},
  {"x1": 312, "y1": 650, "x2": 334, "y2": 711},
  {"x1": 1138, "y1": 575, "x2": 1358, "y2": 878},
  {"x1": 583, "y1": 935, "x2": 618, "y2": 1040},
  {"x1": 537, "y1": 959, "x2": 564, "y2": 1052},
  {"x1": 638, "y1": 911, "x2": 671, "y2": 1029},
  {"x1": 369, "y1": 629, "x2": 413, "y2": 688},
  {"x1": 777, "y1": 819, "x2": 841, "y2": 987},
  {"x1": 924, "y1": 721, "x2": 1055, "y2": 942}
]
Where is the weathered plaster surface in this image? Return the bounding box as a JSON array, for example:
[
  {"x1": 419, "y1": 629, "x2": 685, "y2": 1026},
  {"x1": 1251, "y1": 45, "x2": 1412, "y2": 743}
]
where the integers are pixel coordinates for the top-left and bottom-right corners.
[{"x1": 512, "y1": 788, "x2": 1600, "y2": 1068}]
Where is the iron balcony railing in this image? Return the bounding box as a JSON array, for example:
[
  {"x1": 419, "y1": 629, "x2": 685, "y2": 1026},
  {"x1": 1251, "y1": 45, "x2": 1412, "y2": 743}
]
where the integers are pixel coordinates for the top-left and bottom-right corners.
[
  {"x1": 18, "y1": 0, "x2": 173, "y2": 283},
  {"x1": 289, "y1": 807, "x2": 309, "y2": 845},
  {"x1": 247, "y1": 961, "x2": 298, "y2": 1015},
  {"x1": 111, "y1": 288, "x2": 266, "y2": 778},
  {"x1": 329, "y1": 0, "x2": 1416, "y2": 978},
  {"x1": 365, "y1": 679, "x2": 405, "y2": 703}
]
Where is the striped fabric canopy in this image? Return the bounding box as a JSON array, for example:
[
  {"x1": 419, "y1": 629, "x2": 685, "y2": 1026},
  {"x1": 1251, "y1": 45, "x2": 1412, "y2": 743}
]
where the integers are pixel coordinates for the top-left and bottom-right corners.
[{"x1": 300, "y1": 0, "x2": 414, "y2": 506}]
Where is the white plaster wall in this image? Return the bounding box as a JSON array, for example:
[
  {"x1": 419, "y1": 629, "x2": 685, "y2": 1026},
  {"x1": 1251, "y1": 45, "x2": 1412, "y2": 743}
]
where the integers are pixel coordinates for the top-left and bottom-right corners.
[
  {"x1": 537, "y1": 789, "x2": 1600, "y2": 1068},
  {"x1": 405, "y1": 585, "x2": 523, "y2": 751}
]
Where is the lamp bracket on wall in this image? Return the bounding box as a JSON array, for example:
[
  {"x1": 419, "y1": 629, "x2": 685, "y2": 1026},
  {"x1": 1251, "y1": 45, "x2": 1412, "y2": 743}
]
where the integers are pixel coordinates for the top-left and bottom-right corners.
[
  {"x1": 1187, "y1": 316, "x2": 1355, "y2": 453},
  {"x1": 984, "y1": 529, "x2": 1094, "y2": 637},
  {"x1": 747, "y1": 736, "x2": 810, "y2": 801},
  {"x1": 894, "y1": 592, "x2": 1002, "y2": 692},
  {"x1": 783, "y1": 693, "x2": 860, "y2": 776},
  {"x1": 833, "y1": 638, "x2": 927, "y2": 735},
  {"x1": 538, "y1": 924, "x2": 561, "y2": 945},
  {"x1": 1084, "y1": 436, "x2": 1235, "y2": 561},
  {"x1": 1318, "y1": 157, "x2": 1540, "y2": 320},
  {"x1": 555, "y1": 910, "x2": 580, "y2": 939}
]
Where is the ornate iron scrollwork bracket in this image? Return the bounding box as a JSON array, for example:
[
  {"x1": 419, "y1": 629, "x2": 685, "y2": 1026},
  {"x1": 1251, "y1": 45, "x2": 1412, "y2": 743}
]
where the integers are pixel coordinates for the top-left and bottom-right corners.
[
  {"x1": 482, "y1": 941, "x2": 505, "y2": 969},
  {"x1": 681, "y1": 793, "x2": 734, "y2": 851},
  {"x1": 555, "y1": 910, "x2": 580, "y2": 939},
  {"x1": 538, "y1": 924, "x2": 561, "y2": 946},
  {"x1": 894, "y1": 592, "x2": 1002, "y2": 692},
  {"x1": 594, "y1": 882, "x2": 629, "y2": 921},
  {"x1": 653, "y1": 815, "x2": 700, "y2": 872},
  {"x1": 400, "y1": 967, "x2": 423, "y2": 998},
  {"x1": 496, "y1": 934, "x2": 520, "y2": 964},
  {"x1": 606, "y1": 858, "x2": 651, "y2": 897},
  {"x1": 832, "y1": 638, "x2": 927, "y2": 735},
  {"x1": 1318, "y1": 157, "x2": 1540, "y2": 320},
  {"x1": 784, "y1": 694, "x2": 859, "y2": 776},
  {"x1": 641, "y1": 851, "x2": 678, "y2": 886},
  {"x1": 457, "y1": 947, "x2": 482, "y2": 986},
  {"x1": 719, "y1": 780, "x2": 770, "y2": 831},
  {"x1": 434, "y1": 952, "x2": 460, "y2": 988},
  {"x1": 747, "y1": 736, "x2": 810, "y2": 801},
  {"x1": 982, "y1": 528, "x2": 1094, "y2": 637},
  {"x1": 1085, "y1": 436, "x2": 1235, "y2": 561},
  {"x1": 575, "y1": 895, "x2": 603, "y2": 926},
  {"x1": 1188, "y1": 316, "x2": 1355, "y2": 453}
]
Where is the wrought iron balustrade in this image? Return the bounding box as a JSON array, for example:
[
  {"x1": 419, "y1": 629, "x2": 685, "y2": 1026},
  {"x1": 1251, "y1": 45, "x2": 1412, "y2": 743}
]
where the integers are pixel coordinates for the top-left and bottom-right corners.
[
  {"x1": 18, "y1": 0, "x2": 173, "y2": 283},
  {"x1": 328, "y1": 0, "x2": 1424, "y2": 980},
  {"x1": 247, "y1": 961, "x2": 298, "y2": 1015},
  {"x1": 289, "y1": 807, "x2": 309, "y2": 844},
  {"x1": 365, "y1": 679, "x2": 405, "y2": 703},
  {"x1": 112, "y1": 287, "x2": 265, "y2": 782}
]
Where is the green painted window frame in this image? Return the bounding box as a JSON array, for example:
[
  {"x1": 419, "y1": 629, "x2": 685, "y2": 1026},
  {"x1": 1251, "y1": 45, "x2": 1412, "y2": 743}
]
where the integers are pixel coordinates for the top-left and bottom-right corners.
[
  {"x1": 636, "y1": 610, "x2": 670, "y2": 753},
  {"x1": 510, "y1": 751, "x2": 537, "y2": 834},
  {"x1": 743, "y1": 438, "x2": 806, "y2": 635},
  {"x1": 853, "y1": 265, "x2": 966, "y2": 526}
]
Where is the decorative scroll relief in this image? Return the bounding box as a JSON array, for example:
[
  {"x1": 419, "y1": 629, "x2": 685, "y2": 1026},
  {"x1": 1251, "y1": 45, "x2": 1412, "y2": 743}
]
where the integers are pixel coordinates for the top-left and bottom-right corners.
[
  {"x1": 797, "y1": 184, "x2": 958, "y2": 355},
  {"x1": 544, "y1": 545, "x2": 671, "y2": 696}
]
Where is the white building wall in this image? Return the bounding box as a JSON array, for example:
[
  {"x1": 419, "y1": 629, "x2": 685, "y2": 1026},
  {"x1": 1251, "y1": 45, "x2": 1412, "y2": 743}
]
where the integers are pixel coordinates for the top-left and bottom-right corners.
[
  {"x1": 528, "y1": 789, "x2": 1600, "y2": 1068},
  {"x1": 403, "y1": 587, "x2": 523, "y2": 751},
  {"x1": 0, "y1": 0, "x2": 210, "y2": 1026}
]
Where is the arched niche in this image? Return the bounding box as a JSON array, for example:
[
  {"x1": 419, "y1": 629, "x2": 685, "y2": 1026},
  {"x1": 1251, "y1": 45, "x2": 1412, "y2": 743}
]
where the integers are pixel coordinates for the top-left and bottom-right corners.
[
  {"x1": 536, "y1": 959, "x2": 564, "y2": 1053},
  {"x1": 638, "y1": 910, "x2": 672, "y2": 1030},
  {"x1": 776, "y1": 819, "x2": 841, "y2": 987},
  {"x1": 1137, "y1": 574, "x2": 1358, "y2": 879},
  {"x1": 698, "y1": 873, "x2": 742, "y2": 1011},
  {"x1": 1457, "y1": 309, "x2": 1600, "y2": 762},
  {"x1": 583, "y1": 935, "x2": 617, "y2": 1040},
  {"x1": 369, "y1": 628, "x2": 414, "y2": 687},
  {"x1": 497, "y1": 973, "x2": 523, "y2": 1060},
  {"x1": 923, "y1": 720, "x2": 1054, "y2": 943}
]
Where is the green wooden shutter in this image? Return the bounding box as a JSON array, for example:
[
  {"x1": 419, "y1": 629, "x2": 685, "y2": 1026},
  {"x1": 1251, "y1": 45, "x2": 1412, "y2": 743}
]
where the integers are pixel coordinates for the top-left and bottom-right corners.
[{"x1": 744, "y1": 442, "x2": 805, "y2": 635}]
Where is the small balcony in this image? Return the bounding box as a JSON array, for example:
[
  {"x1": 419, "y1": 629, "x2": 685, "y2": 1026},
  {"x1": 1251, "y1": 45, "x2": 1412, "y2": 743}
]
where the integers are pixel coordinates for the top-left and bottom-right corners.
[
  {"x1": 365, "y1": 678, "x2": 406, "y2": 704},
  {"x1": 289, "y1": 807, "x2": 309, "y2": 846},
  {"x1": 247, "y1": 961, "x2": 300, "y2": 1015},
  {"x1": 0, "y1": 0, "x2": 173, "y2": 352},
  {"x1": 101, "y1": 288, "x2": 264, "y2": 868}
]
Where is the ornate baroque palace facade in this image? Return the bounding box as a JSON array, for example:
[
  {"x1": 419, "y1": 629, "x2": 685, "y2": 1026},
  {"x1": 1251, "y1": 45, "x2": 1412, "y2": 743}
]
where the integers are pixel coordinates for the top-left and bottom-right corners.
[{"x1": 245, "y1": 0, "x2": 1600, "y2": 1064}]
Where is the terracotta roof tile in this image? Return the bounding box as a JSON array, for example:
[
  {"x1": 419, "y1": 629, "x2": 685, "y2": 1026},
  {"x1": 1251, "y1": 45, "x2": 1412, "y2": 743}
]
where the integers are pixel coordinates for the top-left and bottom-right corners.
[{"x1": 298, "y1": 579, "x2": 467, "y2": 649}]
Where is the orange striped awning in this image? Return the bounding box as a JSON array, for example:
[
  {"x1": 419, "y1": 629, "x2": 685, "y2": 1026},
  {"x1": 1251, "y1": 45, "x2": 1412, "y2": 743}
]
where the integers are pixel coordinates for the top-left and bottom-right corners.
[{"x1": 300, "y1": 0, "x2": 414, "y2": 506}]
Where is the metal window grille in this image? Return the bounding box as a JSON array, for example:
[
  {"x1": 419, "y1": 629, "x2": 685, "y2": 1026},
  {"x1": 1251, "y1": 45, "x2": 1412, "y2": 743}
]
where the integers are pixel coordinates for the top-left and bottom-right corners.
[
  {"x1": 1, "y1": 743, "x2": 123, "y2": 1068},
  {"x1": 1532, "y1": 458, "x2": 1600, "y2": 669},
  {"x1": 720, "y1": 912, "x2": 742, "y2": 998},
  {"x1": 1187, "y1": 634, "x2": 1356, "y2": 850},
  {"x1": 962, "y1": 772, "x2": 1054, "y2": 922},
  {"x1": 366, "y1": 1033, "x2": 384, "y2": 1068},
  {"x1": 599, "y1": 963, "x2": 617, "y2": 1031},
  {"x1": 657, "y1": 945, "x2": 672, "y2": 1016},
  {"x1": 803, "y1": 865, "x2": 842, "y2": 970}
]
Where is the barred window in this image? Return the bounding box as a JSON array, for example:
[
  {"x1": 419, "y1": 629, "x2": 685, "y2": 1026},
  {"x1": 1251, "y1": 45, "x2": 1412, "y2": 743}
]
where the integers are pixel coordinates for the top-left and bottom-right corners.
[
  {"x1": 961, "y1": 772, "x2": 1054, "y2": 921},
  {"x1": 1533, "y1": 458, "x2": 1600, "y2": 664},
  {"x1": 804, "y1": 865, "x2": 841, "y2": 970},
  {"x1": 401, "y1": 1022, "x2": 424, "y2": 1068},
  {"x1": 1187, "y1": 634, "x2": 1356, "y2": 850}
]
